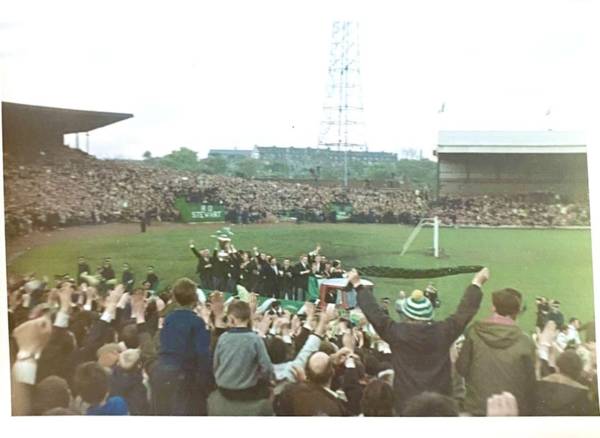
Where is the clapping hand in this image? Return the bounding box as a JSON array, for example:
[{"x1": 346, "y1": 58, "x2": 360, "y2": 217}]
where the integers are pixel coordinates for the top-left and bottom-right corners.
[
  {"x1": 257, "y1": 314, "x2": 274, "y2": 337},
  {"x1": 248, "y1": 293, "x2": 259, "y2": 315},
  {"x1": 486, "y1": 392, "x2": 519, "y2": 416},
  {"x1": 104, "y1": 284, "x2": 125, "y2": 316},
  {"x1": 84, "y1": 285, "x2": 98, "y2": 307},
  {"x1": 210, "y1": 291, "x2": 225, "y2": 317},
  {"x1": 13, "y1": 314, "x2": 52, "y2": 357},
  {"x1": 323, "y1": 304, "x2": 338, "y2": 323},
  {"x1": 290, "y1": 314, "x2": 301, "y2": 335},
  {"x1": 57, "y1": 282, "x2": 74, "y2": 313},
  {"x1": 304, "y1": 302, "x2": 316, "y2": 320},
  {"x1": 291, "y1": 366, "x2": 306, "y2": 383}
]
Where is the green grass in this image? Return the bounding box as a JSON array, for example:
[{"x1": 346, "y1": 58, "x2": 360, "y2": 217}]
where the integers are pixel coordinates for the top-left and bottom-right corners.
[{"x1": 8, "y1": 223, "x2": 595, "y2": 332}]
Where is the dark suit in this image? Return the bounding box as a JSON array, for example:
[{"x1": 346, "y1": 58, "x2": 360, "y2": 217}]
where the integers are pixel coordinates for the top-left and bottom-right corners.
[
  {"x1": 280, "y1": 265, "x2": 294, "y2": 299},
  {"x1": 211, "y1": 250, "x2": 228, "y2": 292},
  {"x1": 226, "y1": 252, "x2": 241, "y2": 294},
  {"x1": 240, "y1": 259, "x2": 259, "y2": 292},
  {"x1": 100, "y1": 266, "x2": 116, "y2": 281},
  {"x1": 293, "y1": 262, "x2": 310, "y2": 301},
  {"x1": 145, "y1": 273, "x2": 159, "y2": 291},
  {"x1": 77, "y1": 262, "x2": 91, "y2": 285},
  {"x1": 190, "y1": 246, "x2": 213, "y2": 290},
  {"x1": 122, "y1": 270, "x2": 135, "y2": 292},
  {"x1": 261, "y1": 263, "x2": 281, "y2": 298}
]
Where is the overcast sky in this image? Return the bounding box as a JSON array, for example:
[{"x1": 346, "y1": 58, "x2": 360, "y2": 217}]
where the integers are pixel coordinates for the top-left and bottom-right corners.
[{"x1": 0, "y1": 0, "x2": 598, "y2": 159}]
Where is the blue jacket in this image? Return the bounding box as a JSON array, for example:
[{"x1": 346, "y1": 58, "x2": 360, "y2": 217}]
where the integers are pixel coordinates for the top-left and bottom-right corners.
[
  {"x1": 158, "y1": 308, "x2": 211, "y2": 383},
  {"x1": 87, "y1": 396, "x2": 128, "y2": 415}
]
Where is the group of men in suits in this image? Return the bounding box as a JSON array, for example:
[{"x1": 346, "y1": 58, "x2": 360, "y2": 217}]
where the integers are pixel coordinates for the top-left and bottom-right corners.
[
  {"x1": 76, "y1": 257, "x2": 160, "y2": 293},
  {"x1": 189, "y1": 242, "x2": 344, "y2": 300}
]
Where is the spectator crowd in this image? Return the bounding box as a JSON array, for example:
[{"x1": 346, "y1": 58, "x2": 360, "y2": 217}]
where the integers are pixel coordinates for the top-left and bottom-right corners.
[
  {"x1": 7, "y1": 240, "x2": 599, "y2": 417},
  {"x1": 3, "y1": 147, "x2": 590, "y2": 237}
]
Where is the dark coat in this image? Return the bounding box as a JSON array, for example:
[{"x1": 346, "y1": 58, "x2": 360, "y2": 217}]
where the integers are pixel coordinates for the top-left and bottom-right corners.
[
  {"x1": 273, "y1": 382, "x2": 348, "y2": 416},
  {"x1": 455, "y1": 317, "x2": 537, "y2": 416},
  {"x1": 240, "y1": 259, "x2": 259, "y2": 291},
  {"x1": 293, "y1": 262, "x2": 310, "y2": 290},
  {"x1": 261, "y1": 264, "x2": 281, "y2": 296},
  {"x1": 122, "y1": 270, "x2": 135, "y2": 292},
  {"x1": 534, "y1": 373, "x2": 595, "y2": 416},
  {"x1": 100, "y1": 266, "x2": 116, "y2": 281},
  {"x1": 145, "y1": 273, "x2": 159, "y2": 291},
  {"x1": 356, "y1": 283, "x2": 482, "y2": 414},
  {"x1": 280, "y1": 265, "x2": 295, "y2": 291},
  {"x1": 211, "y1": 251, "x2": 229, "y2": 283},
  {"x1": 77, "y1": 262, "x2": 91, "y2": 284},
  {"x1": 191, "y1": 246, "x2": 213, "y2": 280}
]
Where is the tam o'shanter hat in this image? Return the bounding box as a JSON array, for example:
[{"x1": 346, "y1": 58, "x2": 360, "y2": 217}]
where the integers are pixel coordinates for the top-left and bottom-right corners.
[
  {"x1": 401, "y1": 289, "x2": 434, "y2": 321},
  {"x1": 211, "y1": 226, "x2": 234, "y2": 241}
]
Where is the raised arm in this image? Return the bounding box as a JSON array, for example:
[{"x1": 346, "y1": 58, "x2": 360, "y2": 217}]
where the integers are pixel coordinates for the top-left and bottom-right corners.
[
  {"x1": 283, "y1": 303, "x2": 335, "y2": 382},
  {"x1": 76, "y1": 285, "x2": 124, "y2": 363},
  {"x1": 189, "y1": 240, "x2": 201, "y2": 258},
  {"x1": 11, "y1": 315, "x2": 53, "y2": 415},
  {"x1": 440, "y1": 268, "x2": 488, "y2": 342},
  {"x1": 350, "y1": 271, "x2": 399, "y2": 344}
]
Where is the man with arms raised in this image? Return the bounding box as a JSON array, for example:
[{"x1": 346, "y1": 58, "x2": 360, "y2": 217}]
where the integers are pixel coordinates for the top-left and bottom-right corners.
[{"x1": 349, "y1": 267, "x2": 489, "y2": 414}]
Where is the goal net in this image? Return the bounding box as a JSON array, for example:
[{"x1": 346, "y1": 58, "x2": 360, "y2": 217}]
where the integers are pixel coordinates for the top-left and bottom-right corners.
[{"x1": 400, "y1": 216, "x2": 440, "y2": 258}]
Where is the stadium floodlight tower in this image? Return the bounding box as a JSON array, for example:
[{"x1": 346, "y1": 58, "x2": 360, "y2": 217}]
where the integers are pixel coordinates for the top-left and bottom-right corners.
[
  {"x1": 401, "y1": 216, "x2": 441, "y2": 258},
  {"x1": 318, "y1": 21, "x2": 368, "y2": 187}
]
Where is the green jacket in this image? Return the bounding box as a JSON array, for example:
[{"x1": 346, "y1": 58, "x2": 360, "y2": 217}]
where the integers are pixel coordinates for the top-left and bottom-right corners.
[{"x1": 455, "y1": 317, "x2": 537, "y2": 416}]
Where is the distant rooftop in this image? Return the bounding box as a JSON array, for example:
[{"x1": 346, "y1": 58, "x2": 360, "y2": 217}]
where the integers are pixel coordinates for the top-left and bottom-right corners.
[
  {"x1": 437, "y1": 130, "x2": 586, "y2": 154},
  {"x1": 254, "y1": 146, "x2": 396, "y2": 155},
  {"x1": 208, "y1": 149, "x2": 252, "y2": 157}
]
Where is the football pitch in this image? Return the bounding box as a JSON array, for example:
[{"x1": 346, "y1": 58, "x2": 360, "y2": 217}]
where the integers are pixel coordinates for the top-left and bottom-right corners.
[{"x1": 7, "y1": 223, "x2": 595, "y2": 332}]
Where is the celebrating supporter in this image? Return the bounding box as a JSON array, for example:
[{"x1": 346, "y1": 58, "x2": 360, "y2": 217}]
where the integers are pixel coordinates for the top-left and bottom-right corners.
[
  {"x1": 208, "y1": 300, "x2": 274, "y2": 416},
  {"x1": 349, "y1": 267, "x2": 488, "y2": 414},
  {"x1": 7, "y1": 240, "x2": 598, "y2": 417},
  {"x1": 149, "y1": 278, "x2": 211, "y2": 415}
]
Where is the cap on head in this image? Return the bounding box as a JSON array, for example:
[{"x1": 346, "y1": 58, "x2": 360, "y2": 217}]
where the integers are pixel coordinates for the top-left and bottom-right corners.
[{"x1": 400, "y1": 289, "x2": 434, "y2": 321}]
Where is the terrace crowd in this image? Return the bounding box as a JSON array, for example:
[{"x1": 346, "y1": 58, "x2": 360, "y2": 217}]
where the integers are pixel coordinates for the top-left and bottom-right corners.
[
  {"x1": 7, "y1": 241, "x2": 599, "y2": 417},
  {"x1": 3, "y1": 147, "x2": 590, "y2": 237}
]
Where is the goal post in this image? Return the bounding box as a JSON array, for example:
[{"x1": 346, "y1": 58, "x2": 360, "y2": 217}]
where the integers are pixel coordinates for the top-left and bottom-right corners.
[{"x1": 400, "y1": 216, "x2": 440, "y2": 258}]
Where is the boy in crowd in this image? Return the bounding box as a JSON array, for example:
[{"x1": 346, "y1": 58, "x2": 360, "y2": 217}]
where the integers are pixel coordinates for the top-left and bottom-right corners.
[
  {"x1": 73, "y1": 361, "x2": 128, "y2": 415},
  {"x1": 149, "y1": 278, "x2": 211, "y2": 415},
  {"x1": 208, "y1": 300, "x2": 274, "y2": 416}
]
